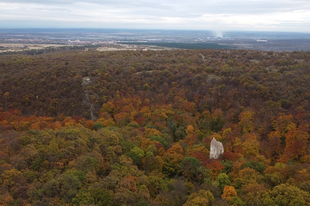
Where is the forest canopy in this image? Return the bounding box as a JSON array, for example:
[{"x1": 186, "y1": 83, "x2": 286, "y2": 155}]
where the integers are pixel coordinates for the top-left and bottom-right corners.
[{"x1": 1, "y1": 48, "x2": 310, "y2": 205}]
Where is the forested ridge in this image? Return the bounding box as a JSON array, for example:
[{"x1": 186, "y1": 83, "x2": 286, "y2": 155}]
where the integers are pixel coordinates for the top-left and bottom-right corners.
[{"x1": 1, "y1": 49, "x2": 310, "y2": 205}]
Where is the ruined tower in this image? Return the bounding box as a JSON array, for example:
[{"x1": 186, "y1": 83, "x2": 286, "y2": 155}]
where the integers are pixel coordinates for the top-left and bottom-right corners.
[{"x1": 209, "y1": 138, "x2": 224, "y2": 159}]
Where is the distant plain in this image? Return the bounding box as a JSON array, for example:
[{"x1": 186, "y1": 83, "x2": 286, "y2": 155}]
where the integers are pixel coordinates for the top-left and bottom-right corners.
[{"x1": 1, "y1": 29, "x2": 310, "y2": 52}]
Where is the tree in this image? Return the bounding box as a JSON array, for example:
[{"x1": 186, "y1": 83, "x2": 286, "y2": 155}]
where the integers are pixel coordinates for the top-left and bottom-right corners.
[
  {"x1": 144, "y1": 155, "x2": 164, "y2": 175},
  {"x1": 242, "y1": 138, "x2": 260, "y2": 158},
  {"x1": 186, "y1": 125, "x2": 195, "y2": 135},
  {"x1": 272, "y1": 114, "x2": 295, "y2": 138},
  {"x1": 281, "y1": 126, "x2": 309, "y2": 162},
  {"x1": 264, "y1": 131, "x2": 283, "y2": 162},
  {"x1": 71, "y1": 152, "x2": 103, "y2": 173},
  {"x1": 241, "y1": 161, "x2": 266, "y2": 173},
  {"x1": 72, "y1": 189, "x2": 94, "y2": 206},
  {"x1": 174, "y1": 126, "x2": 186, "y2": 141},
  {"x1": 93, "y1": 122, "x2": 104, "y2": 130},
  {"x1": 42, "y1": 171, "x2": 83, "y2": 203},
  {"x1": 162, "y1": 143, "x2": 185, "y2": 176},
  {"x1": 222, "y1": 185, "x2": 237, "y2": 201},
  {"x1": 217, "y1": 173, "x2": 231, "y2": 192},
  {"x1": 234, "y1": 168, "x2": 263, "y2": 189},
  {"x1": 203, "y1": 159, "x2": 224, "y2": 180},
  {"x1": 136, "y1": 185, "x2": 151, "y2": 203},
  {"x1": 238, "y1": 110, "x2": 254, "y2": 135},
  {"x1": 184, "y1": 190, "x2": 214, "y2": 206},
  {"x1": 147, "y1": 176, "x2": 168, "y2": 198},
  {"x1": 181, "y1": 156, "x2": 202, "y2": 181},
  {"x1": 150, "y1": 136, "x2": 168, "y2": 148},
  {"x1": 222, "y1": 151, "x2": 240, "y2": 161},
  {"x1": 241, "y1": 183, "x2": 270, "y2": 206},
  {"x1": 210, "y1": 109, "x2": 225, "y2": 132},
  {"x1": 229, "y1": 197, "x2": 246, "y2": 206},
  {"x1": 265, "y1": 183, "x2": 310, "y2": 205},
  {"x1": 126, "y1": 147, "x2": 145, "y2": 166},
  {"x1": 1, "y1": 168, "x2": 23, "y2": 189},
  {"x1": 100, "y1": 102, "x2": 116, "y2": 115},
  {"x1": 0, "y1": 191, "x2": 14, "y2": 206}
]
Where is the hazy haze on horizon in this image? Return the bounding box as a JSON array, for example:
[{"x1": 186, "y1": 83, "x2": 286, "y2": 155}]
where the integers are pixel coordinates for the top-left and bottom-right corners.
[{"x1": 0, "y1": 0, "x2": 310, "y2": 32}]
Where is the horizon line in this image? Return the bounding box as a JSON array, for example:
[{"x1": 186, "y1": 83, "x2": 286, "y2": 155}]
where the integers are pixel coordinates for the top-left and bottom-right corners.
[{"x1": 0, "y1": 28, "x2": 309, "y2": 34}]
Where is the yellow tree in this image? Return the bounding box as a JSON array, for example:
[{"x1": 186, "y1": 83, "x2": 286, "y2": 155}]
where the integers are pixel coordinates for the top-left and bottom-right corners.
[
  {"x1": 222, "y1": 185, "x2": 237, "y2": 201},
  {"x1": 272, "y1": 114, "x2": 296, "y2": 138},
  {"x1": 242, "y1": 138, "x2": 260, "y2": 158},
  {"x1": 1, "y1": 168, "x2": 23, "y2": 189},
  {"x1": 186, "y1": 125, "x2": 195, "y2": 135},
  {"x1": 234, "y1": 168, "x2": 263, "y2": 188},
  {"x1": 162, "y1": 143, "x2": 184, "y2": 176},
  {"x1": 238, "y1": 110, "x2": 254, "y2": 135}
]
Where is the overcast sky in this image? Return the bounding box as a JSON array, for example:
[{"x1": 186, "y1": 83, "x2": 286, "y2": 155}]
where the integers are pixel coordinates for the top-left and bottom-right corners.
[{"x1": 0, "y1": 0, "x2": 310, "y2": 32}]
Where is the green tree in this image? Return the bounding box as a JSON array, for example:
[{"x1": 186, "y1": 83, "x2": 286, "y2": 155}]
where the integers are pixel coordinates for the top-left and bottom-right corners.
[
  {"x1": 174, "y1": 126, "x2": 186, "y2": 141},
  {"x1": 72, "y1": 189, "x2": 94, "y2": 205},
  {"x1": 217, "y1": 173, "x2": 231, "y2": 192},
  {"x1": 229, "y1": 197, "x2": 246, "y2": 206},
  {"x1": 147, "y1": 176, "x2": 168, "y2": 198},
  {"x1": 93, "y1": 122, "x2": 104, "y2": 130},
  {"x1": 241, "y1": 161, "x2": 266, "y2": 173},
  {"x1": 184, "y1": 190, "x2": 214, "y2": 206},
  {"x1": 91, "y1": 187, "x2": 113, "y2": 206},
  {"x1": 126, "y1": 147, "x2": 145, "y2": 166},
  {"x1": 181, "y1": 156, "x2": 202, "y2": 181},
  {"x1": 150, "y1": 135, "x2": 168, "y2": 147},
  {"x1": 265, "y1": 183, "x2": 310, "y2": 205},
  {"x1": 42, "y1": 171, "x2": 83, "y2": 203}
]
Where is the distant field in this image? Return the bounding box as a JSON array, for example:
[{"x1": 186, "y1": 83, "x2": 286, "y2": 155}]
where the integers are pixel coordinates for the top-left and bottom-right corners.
[
  {"x1": 120, "y1": 42, "x2": 234, "y2": 49},
  {"x1": 0, "y1": 43, "x2": 72, "y2": 53}
]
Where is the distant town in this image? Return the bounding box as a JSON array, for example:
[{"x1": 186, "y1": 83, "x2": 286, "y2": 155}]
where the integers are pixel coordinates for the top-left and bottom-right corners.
[{"x1": 1, "y1": 29, "x2": 310, "y2": 53}]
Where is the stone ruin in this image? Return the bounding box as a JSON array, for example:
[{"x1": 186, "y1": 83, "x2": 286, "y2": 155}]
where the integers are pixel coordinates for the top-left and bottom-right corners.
[
  {"x1": 82, "y1": 77, "x2": 91, "y2": 86},
  {"x1": 81, "y1": 77, "x2": 95, "y2": 120},
  {"x1": 209, "y1": 138, "x2": 224, "y2": 159}
]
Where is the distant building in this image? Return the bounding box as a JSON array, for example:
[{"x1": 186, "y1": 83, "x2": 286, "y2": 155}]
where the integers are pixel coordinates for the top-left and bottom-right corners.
[{"x1": 257, "y1": 39, "x2": 268, "y2": 42}]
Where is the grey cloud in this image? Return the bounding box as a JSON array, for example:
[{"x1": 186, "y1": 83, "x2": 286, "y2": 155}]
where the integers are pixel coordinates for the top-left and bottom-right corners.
[
  {"x1": 0, "y1": 0, "x2": 310, "y2": 31},
  {"x1": 2, "y1": 0, "x2": 310, "y2": 16}
]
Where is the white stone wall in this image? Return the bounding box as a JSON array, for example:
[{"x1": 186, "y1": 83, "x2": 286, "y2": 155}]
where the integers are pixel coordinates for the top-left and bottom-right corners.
[{"x1": 209, "y1": 138, "x2": 224, "y2": 159}]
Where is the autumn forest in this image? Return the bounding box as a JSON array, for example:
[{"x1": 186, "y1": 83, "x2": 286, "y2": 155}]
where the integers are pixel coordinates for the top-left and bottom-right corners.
[{"x1": 1, "y1": 48, "x2": 310, "y2": 205}]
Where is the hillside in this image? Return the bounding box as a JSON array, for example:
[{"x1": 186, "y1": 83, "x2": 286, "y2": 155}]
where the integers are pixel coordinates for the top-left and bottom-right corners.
[
  {"x1": 1, "y1": 49, "x2": 310, "y2": 118},
  {"x1": 1, "y1": 49, "x2": 310, "y2": 205}
]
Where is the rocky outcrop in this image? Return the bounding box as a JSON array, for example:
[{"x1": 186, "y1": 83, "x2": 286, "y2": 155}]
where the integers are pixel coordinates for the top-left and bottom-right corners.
[{"x1": 209, "y1": 138, "x2": 224, "y2": 159}]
